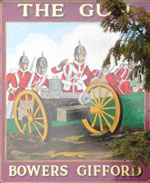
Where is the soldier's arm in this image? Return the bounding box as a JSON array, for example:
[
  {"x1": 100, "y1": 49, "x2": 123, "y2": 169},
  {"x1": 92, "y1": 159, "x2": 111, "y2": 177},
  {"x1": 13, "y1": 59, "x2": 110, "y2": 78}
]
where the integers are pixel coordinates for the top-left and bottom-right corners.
[
  {"x1": 115, "y1": 68, "x2": 129, "y2": 81},
  {"x1": 6, "y1": 73, "x2": 17, "y2": 93},
  {"x1": 43, "y1": 78, "x2": 49, "y2": 88},
  {"x1": 84, "y1": 66, "x2": 99, "y2": 86},
  {"x1": 115, "y1": 69, "x2": 124, "y2": 81},
  {"x1": 51, "y1": 59, "x2": 68, "y2": 74},
  {"x1": 33, "y1": 77, "x2": 49, "y2": 92},
  {"x1": 61, "y1": 64, "x2": 73, "y2": 91},
  {"x1": 6, "y1": 73, "x2": 11, "y2": 90}
]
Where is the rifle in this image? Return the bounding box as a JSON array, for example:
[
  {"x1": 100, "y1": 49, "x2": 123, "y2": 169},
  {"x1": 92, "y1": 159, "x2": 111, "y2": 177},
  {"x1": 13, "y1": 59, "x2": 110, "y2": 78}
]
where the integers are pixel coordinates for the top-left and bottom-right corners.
[{"x1": 29, "y1": 57, "x2": 36, "y2": 72}]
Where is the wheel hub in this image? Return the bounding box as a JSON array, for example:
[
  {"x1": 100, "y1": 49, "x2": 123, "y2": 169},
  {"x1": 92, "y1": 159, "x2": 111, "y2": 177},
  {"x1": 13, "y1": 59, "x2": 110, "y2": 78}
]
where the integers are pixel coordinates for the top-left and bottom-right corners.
[
  {"x1": 27, "y1": 115, "x2": 33, "y2": 123},
  {"x1": 90, "y1": 104, "x2": 102, "y2": 114}
]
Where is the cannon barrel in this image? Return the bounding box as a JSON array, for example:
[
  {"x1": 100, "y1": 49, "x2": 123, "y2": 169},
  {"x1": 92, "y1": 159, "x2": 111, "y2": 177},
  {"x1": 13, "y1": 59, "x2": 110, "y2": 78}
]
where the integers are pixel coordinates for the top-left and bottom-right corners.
[{"x1": 40, "y1": 77, "x2": 91, "y2": 104}]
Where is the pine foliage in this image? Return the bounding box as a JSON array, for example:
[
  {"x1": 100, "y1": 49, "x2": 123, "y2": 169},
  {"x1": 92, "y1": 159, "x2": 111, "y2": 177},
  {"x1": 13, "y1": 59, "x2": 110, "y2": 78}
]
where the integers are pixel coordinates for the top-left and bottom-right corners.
[
  {"x1": 109, "y1": 131, "x2": 150, "y2": 168},
  {"x1": 98, "y1": 0, "x2": 150, "y2": 90},
  {"x1": 98, "y1": 0, "x2": 150, "y2": 168}
]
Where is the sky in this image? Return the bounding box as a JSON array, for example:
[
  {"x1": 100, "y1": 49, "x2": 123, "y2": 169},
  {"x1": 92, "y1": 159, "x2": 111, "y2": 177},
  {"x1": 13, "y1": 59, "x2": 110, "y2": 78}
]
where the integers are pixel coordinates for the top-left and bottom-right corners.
[{"x1": 6, "y1": 22, "x2": 120, "y2": 77}]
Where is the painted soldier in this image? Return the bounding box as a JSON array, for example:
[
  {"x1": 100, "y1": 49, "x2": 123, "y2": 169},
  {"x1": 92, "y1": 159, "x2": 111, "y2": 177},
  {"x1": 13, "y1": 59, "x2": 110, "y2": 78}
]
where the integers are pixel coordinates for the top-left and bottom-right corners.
[
  {"x1": 51, "y1": 41, "x2": 96, "y2": 93},
  {"x1": 129, "y1": 73, "x2": 144, "y2": 93},
  {"x1": 7, "y1": 52, "x2": 30, "y2": 101},
  {"x1": 92, "y1": 63, "x2": 133, "y2": 95},
  {"x1": 92, "y1": 64, "x2": 117, "y2": 86},
  {"x1": 117, "y1": 62, "x2": 137, "y2": 94},
  {"x1": 106, "y1": 63, "x2": 134, "y2": 95},
  {"x1": 114, "y1": 63, "x2": 130, "y2": 81},
  {"x1": 19, "y1": 53, "x2": 48, "y2": 93},
  {"x1": 7, "y1": 52, "x2": 30, "y2": 118}
]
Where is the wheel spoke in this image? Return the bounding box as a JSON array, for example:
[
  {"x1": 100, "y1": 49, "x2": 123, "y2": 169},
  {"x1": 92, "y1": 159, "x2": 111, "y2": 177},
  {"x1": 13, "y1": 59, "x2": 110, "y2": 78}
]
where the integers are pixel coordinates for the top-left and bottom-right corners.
[
  {"x1": 100, "y1": 89, "x2": 109, "y2": 105},
  {"x1": 20, "y1": 99, "x2": 28, "y2": 115},
  {"x1": 102, "y1": 96, "x2": 114, "y2": 108},
  {"x1": 91, "y1": 114, "x2": 97, "y2": 127},
  {"x1": 25, "y1": 94, "x2": 30, "y2": 110},
  {"x1": 102, "y1": 111, "x2": 115, "y2": 120},
  {"x1": 31, "y1": 96, "x2": 35, "y2": 115},
  {"x1": 98, "y1": 87, "x2": 101, "y2": 104},
  {"x1": 28, "y1": 123, "x2": 32, "y2": 134},
  {"x1": 90, "y1": 100, "x2": 96, "y2": 105},
  {"x1": 91, "y1": 89, "x2": 98, "y2": 104},
  {"x1": 34, "y1": 117, "x2": 44, "y2": 120},
  {"x1": 33, "y1": 120, "x2": 45, "y2": 128},
  {"x1": 83, "y1": 82, "x2": 121, "y2": 135},
  {"x1": 32, "y1": 122, "x2": 43, "y2": 140},
  {"x1": 14, "y1": 90, "x2": 48, "y2": 140},
  {"x1": 103, "y1": 107, "x2": 116, "y2": 110},
  {"x1": 101, "y1": 113, "x2": 112, "y2": 129},
  {"x1": 33, "y1": 106, "x2": 40, "y2": 117},
  {"x1": 17, "y1": 107, "x2": 26, "y2": 116},
  {"x1": 98, "y1": 114, "x2": 103, "y2": 131},
  {"x1": 23, "y1": 124, "x2": 27, "y2": 131}
]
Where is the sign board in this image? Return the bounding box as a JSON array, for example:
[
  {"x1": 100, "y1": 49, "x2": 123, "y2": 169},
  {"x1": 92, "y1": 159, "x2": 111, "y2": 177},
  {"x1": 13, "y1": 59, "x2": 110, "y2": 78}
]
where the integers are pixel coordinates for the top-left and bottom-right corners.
[{"x1": 0, "y1": 0, "x2": 150, "y2": 182}]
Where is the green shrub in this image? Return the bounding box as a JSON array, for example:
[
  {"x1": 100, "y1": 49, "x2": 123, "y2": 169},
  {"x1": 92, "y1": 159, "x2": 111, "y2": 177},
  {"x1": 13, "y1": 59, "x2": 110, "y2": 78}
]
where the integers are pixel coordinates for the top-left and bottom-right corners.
[{"x1": 109, "y1": 130, "x2": 150, "y2": 168}]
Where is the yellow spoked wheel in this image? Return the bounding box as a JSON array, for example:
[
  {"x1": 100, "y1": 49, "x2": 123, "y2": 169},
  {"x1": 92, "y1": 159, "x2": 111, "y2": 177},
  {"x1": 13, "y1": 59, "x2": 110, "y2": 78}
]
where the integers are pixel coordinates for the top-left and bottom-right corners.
[
  {"x1": 13, "y1": 90, "x2": 48, "y2": 141},
  {"x1": 82, "y1": 83, "x2": 121, "y2": 135}
]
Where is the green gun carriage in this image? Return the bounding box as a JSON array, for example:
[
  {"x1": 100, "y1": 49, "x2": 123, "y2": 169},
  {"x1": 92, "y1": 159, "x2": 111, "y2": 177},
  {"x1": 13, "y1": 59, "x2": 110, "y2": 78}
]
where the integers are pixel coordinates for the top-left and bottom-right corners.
[{"x1": 13, "y1": 77, "x2": 124, "y2": 141}]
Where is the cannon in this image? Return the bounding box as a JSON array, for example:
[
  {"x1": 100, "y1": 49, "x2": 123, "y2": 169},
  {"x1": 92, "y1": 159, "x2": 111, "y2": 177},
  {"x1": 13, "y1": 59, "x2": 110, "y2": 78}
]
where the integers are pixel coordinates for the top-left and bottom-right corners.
[{"x1": 13, "y1": 77, "x2": 122, "y2": 141}]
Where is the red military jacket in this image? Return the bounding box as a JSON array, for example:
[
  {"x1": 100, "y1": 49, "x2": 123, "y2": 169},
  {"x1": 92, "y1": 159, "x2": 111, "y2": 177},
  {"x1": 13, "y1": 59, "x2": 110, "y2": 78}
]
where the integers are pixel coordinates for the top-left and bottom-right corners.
[
  {"x1": 92, "y1": 69, "x2": 102, "y2": 79},
  {"x1": 115, "y1": 67, "x2": 130, "y2": 81},
  {"x1": 106, "y1": 67, "x2": 132, "y2": 95},
  {"x1": 51, "y1": 60, "x2": 94, "y2": 93},
  {"x1": 7, "y1": 69, "x2": 29, "y2": 101},
  {"x1": 92, "y1": 66, "x2": 132, "y2": 95},
  {"x1": 19, "y1": 71, "x2": 48, "y2": 90}
]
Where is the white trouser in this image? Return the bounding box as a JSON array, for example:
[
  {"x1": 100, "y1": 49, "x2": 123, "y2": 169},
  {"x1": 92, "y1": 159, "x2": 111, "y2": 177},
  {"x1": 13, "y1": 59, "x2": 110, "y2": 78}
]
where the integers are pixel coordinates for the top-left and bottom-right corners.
[{"x1": 7, "y1": 101, "x2": 14, "y2": 119}]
